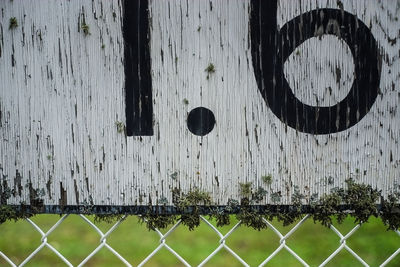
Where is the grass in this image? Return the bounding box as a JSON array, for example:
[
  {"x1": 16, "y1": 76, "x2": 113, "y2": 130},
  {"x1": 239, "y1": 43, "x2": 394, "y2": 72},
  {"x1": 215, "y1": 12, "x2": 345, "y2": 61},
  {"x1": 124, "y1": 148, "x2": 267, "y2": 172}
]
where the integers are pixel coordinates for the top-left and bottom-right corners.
[{"x1": 0, "y1": 215, "x2": 399, "y2": 266}]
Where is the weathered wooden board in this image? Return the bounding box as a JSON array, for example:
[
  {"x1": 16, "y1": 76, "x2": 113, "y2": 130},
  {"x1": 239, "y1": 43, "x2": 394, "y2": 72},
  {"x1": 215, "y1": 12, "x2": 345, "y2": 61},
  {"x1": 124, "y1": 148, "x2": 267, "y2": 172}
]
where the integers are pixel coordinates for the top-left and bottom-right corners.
[{"x1": 0, "y1": 0, "x2": 399, "y2": 211}]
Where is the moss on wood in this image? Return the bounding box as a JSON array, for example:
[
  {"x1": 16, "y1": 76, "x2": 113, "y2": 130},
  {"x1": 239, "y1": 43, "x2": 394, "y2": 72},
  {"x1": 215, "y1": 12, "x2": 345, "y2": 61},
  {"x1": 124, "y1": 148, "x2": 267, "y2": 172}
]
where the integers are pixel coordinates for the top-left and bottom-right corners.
[
  {"x1": 205, "y1": 63, "x2": 215, "y2": 79},
  {"x1": 312, "y1": 179, "x2": 381, "y2": 227},
  {"x1": 9, "y1": 17, "x2": 18, "y2": 30},
  {"x1": 1, "y1": 180, "x2": 399, "y2": 232},
  {"x1": 81, "y1": 23, "x2": 90, "y2": 36},
  {"x1": 261, "y1": 174, "x2": 272, "y2": 185},
  {"x1": 0, "y1": 205, "x2": 33, "y2": 224},
  {"x1": 115, "y1": 121, "x2": 125, "y2": 134},
  {"x1": 94, "y1": 214, "x2": 124, "y2": 224}
]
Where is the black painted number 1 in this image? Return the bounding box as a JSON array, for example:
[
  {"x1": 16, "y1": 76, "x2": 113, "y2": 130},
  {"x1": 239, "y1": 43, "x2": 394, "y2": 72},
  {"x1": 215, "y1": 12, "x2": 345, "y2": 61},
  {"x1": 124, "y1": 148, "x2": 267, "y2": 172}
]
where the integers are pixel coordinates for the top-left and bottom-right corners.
[
  {"x1": 123, "y1": 0, "x2": 381, "y2": 136},
  {"x1": 123, "y1": 0, "x2": 153, "y2": 136}
]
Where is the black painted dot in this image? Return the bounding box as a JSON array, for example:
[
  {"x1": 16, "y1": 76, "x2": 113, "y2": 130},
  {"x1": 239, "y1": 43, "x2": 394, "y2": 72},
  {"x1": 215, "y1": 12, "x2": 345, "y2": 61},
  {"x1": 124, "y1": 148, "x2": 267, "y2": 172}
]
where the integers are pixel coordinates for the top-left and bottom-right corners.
[{"x1": 187, "y1": 107, "x2": 216, "y2": 136}]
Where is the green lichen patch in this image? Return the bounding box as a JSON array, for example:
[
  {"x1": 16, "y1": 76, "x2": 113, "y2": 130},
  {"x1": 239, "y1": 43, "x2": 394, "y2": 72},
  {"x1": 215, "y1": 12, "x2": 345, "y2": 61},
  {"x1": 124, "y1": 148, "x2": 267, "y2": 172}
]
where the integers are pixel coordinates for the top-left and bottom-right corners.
[
  {"x1": 261, "y1": 174, "x2": 272, "y2": 185},
  {"x1": 266, "y1": 186, "x2": 304, "y2": 227},
  {"x1": 312, "y1": 179, "x2": 381, "y2": 227},
  {"x1": 173, "y1": 188, "x2": 211, "y2": 209},
  {"x1": 81, "y1": 23, "x2": 90, "y2": 36},
  {"x1": 205, "y1": 63, "x2": 216, "y2": 79},
  {"x1": 158, "y1": 196, "x2": 168, "y2": 205},
  {"x1": 138, "y1": 188, "x2": 212, "y2": 231},
  {"x1": 115, "y1": 121, "x2": 125, "y2": 134},
  {"x1": 237, "y1": 198, "x2": 266, "y2": 230},
  {"x1": 0, "y1": 205, "x2": 18, "y2": 223},
  {"x1": 173, "y1": 188, "x2": 212, "y2": 230},
  {"x1": 270, "y1": 191, "x2": 282, "y2": 203},
  {"x1": 170, "y1": 171, "x2": 178, "y2": 180},
  {"x1": 9, "y1": 17, "x2": 18, "y2": 30},
  {"x1": 239, "y1": 182, "x2": 252, "y2": 198},
  {"x1": 1, "y1": 180, "x2": 399, "y2": 232},
  {"x1": 312, "y1": 191, "x2": 343, "y2": 227},
  {"x1": 381, "y1": 194, "x2": 400, "y2": 231},
  {"x1": 0, "y1": 205, "x2": 32, "y2": 224},
  {"x1": 237, "y1": 183, "x2": 268, "y2": 230},
  {"x1": 213, "y1": 212, "x2": 230, "y2": 227},
  {"x1": 94, "y1": 214, "x2": 124, "y2": 224},
  {"x1": 205, "y1": 63, "x2": 215, "y2": 74},
  {"x1": 252, "y1": 187, "x2": 268, "y2": 203},
  {"x1": 209, "y1": 205, "x2": 233, "y2": 227},
  {"x1": 28, "y1": 183, "x2": 45, "y2": 214},
  {"x1": 343, "y1": 179, "x2": 380, "y2": 224},
  {"x1": 0, "y1": 182, "x2": 12, "y2": 205},
  {"x1": 139, "y1": 213, "x2": 177, "y2": 230}
]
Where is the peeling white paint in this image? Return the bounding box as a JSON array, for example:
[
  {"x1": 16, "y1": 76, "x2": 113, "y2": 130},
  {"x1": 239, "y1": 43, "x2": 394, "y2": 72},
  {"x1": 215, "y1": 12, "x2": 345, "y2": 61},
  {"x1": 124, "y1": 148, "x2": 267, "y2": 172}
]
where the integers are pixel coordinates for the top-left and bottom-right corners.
[{"x1": 0, "y1": 0, "x2": 399, "y2": 207}]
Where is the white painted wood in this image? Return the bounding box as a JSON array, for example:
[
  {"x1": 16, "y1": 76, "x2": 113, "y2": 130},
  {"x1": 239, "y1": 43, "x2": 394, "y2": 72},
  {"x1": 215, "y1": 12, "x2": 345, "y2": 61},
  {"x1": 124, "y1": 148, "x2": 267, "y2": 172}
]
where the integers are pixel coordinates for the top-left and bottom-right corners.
[{"x1": 0, "y1": 0, "x2": 399, "y2": 207}]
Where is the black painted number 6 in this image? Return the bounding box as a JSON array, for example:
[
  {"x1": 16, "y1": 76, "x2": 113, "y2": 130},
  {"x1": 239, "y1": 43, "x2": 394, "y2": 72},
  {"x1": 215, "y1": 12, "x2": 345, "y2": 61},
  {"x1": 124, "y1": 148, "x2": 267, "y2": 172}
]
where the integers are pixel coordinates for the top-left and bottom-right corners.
[{"x1": 250, "y1": 0, "x2": 381, "y2": 134}]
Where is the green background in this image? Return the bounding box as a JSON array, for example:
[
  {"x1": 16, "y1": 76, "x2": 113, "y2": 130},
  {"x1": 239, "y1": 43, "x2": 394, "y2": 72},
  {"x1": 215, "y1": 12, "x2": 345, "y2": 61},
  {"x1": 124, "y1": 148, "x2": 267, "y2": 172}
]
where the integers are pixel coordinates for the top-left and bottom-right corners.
[{"x1": 0, "y1": 215, "x2": 399, "y2": 266}]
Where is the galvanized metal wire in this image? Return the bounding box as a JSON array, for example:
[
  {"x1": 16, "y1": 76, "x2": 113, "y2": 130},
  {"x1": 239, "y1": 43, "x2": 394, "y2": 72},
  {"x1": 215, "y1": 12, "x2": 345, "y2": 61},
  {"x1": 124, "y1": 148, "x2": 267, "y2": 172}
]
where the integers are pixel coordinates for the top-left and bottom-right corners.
[{"x1": 0, "y1": 214, "x2": 399, "y2": 266}]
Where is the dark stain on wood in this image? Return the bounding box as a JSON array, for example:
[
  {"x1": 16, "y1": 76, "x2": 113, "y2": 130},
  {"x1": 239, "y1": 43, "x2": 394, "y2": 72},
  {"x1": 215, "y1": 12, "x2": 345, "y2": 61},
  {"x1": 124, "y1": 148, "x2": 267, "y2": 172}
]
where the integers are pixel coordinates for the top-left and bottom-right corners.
[
  {"x1": 59, "y1": 182, "x2": 67, "y2": 206},
  {"x1": 14, "y1": 170, "x2": 22, "y2": 197},
  {"x1": 28, "y1": 182, "x2": 44, "y2": 211},
  {"x1": 0, "y1": 180, "x2": 10, "y2": 205},
  {"x1": 85, "y1": 177, "x2": 90, "y2": 193},
  {"x1": 0, "y1": 102, "x2": 2, "y2": 127},
  {"x1": 74, "y1": 180, "x2": 79, "y2": 204},
  {"x1": 46, "y1": 177, "x2": 52, "y2": 199}
]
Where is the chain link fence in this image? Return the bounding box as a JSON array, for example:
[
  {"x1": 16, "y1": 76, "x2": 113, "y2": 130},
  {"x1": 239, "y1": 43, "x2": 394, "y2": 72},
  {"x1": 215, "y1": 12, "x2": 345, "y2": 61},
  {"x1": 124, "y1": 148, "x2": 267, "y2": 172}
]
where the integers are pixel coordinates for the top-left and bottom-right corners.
[{"x1": 0, "y1": 214, "x2": 399, "y2": 266}]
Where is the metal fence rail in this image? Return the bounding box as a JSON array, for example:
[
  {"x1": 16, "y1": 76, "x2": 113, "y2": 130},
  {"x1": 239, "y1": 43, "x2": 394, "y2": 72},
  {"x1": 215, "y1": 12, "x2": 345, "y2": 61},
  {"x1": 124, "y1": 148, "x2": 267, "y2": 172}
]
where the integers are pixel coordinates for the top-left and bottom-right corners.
[{"x1": 1, "y1": 214, "x2": 399, "y2": 267}]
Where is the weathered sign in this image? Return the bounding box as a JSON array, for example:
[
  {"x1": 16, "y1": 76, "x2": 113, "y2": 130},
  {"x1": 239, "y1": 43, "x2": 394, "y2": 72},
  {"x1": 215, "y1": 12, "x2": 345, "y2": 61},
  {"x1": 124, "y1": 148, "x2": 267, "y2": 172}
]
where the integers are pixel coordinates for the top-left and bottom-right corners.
[{"x1": 1, "y1": 0, "x2": 399, "y2": 214}]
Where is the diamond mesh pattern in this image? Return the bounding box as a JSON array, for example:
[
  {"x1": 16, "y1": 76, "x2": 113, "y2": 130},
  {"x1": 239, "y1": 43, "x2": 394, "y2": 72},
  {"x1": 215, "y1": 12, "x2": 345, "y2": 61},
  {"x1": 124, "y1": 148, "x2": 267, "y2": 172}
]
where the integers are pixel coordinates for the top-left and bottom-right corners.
[{"x1": 1, "y1": 214, "x2": 399, "y2": 266}]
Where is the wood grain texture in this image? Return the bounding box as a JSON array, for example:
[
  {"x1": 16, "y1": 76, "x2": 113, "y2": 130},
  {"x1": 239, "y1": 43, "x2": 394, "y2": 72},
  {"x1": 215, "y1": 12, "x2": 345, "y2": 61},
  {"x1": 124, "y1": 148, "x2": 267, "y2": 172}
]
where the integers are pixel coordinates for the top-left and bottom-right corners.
[{"x1": 0, "y1": 0, "x2": 399, "y2": 208}]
